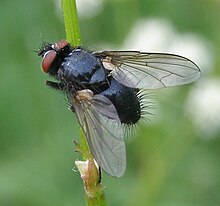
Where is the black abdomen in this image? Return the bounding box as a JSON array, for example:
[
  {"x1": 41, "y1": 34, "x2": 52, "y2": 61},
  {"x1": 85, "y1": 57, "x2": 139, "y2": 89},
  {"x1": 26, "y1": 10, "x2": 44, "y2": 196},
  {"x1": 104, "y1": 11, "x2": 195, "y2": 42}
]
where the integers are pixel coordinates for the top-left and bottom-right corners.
[{"x1": 100, "y1": 78, "x2": 141, "y2": 125}]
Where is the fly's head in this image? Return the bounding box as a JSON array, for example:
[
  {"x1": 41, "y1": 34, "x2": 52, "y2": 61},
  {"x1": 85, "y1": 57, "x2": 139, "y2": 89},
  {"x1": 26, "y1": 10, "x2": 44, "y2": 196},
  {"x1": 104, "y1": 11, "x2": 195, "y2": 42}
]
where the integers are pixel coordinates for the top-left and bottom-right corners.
[{"x1": 38, "y1": 40, "x2": 72, "y2": 76}]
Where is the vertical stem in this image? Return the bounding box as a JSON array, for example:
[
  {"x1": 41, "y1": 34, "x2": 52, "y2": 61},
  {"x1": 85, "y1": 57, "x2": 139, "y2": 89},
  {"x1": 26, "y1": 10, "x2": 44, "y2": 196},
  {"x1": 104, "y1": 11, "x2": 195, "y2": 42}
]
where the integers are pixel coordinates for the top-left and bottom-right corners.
[
  {"x1": 61, "y1": 1, "x2": 107, "y2": 205},
  {"x1": 61, "y1": 0, "x2": 81, "y2": 46}
]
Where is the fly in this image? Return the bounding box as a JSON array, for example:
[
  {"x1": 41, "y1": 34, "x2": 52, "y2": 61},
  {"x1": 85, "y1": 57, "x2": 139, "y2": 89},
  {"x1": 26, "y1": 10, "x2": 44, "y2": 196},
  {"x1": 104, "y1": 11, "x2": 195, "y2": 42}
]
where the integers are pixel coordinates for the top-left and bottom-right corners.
[{"x1": 38, "y1": 40, "x2": 201, "y2": 177}]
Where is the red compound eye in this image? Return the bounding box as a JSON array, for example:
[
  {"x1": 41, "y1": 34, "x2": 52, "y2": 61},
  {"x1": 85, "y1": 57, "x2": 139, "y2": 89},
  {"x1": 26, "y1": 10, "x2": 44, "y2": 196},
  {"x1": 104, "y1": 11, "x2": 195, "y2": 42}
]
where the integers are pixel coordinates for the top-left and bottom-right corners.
[
  {"x1": 42, "y1": 50, "x2": 57, "y2": 73},
  {"x1": 54, "y1": 39, "x2": 69, "y2": 50}
]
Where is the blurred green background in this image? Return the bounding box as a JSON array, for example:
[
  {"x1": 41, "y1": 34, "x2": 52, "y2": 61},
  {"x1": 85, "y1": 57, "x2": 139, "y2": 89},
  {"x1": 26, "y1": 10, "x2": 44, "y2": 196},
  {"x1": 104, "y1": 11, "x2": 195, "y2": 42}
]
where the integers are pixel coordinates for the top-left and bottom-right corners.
[{"x1": 1, "y1": 0, "x2": 220, "y2": 205}]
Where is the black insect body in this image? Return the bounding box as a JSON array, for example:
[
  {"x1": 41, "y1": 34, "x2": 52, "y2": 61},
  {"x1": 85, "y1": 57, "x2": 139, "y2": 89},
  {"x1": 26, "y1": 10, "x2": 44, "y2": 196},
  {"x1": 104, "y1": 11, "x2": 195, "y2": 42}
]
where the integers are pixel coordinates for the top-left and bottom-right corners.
[{"x1": 38, "y1": 40, "x2": 201, "y2": 177}]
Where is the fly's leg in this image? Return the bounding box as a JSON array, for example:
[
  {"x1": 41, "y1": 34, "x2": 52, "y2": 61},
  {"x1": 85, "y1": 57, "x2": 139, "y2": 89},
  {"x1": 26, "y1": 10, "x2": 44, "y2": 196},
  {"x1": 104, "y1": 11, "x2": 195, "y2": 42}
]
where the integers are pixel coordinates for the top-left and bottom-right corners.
[{"x1": 46, "y1": 81, "x2": 65, "y2": 91}]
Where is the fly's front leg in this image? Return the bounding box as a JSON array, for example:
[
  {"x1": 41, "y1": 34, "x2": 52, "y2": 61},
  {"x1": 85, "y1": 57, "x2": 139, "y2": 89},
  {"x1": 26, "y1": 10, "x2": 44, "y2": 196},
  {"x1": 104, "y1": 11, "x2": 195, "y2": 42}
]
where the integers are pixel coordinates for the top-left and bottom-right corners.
[{"x1": 46, "y1": 81, "x2": 65, "y2": 91}]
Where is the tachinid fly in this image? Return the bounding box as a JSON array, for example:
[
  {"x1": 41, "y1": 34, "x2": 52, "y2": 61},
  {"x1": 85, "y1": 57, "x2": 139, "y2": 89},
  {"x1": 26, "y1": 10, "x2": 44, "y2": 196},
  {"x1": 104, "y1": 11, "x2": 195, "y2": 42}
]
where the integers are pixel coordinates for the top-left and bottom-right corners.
[{"x1": 38, "y1": 40, "x2": 201, "y2": 177}]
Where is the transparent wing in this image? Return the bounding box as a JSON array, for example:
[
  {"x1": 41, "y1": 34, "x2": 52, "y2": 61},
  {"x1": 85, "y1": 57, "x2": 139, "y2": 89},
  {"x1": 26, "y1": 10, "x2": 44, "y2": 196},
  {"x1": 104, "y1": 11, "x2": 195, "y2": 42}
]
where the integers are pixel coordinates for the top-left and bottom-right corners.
[
  {"x1": 96, "y1": 51, "x2": 201, "y2": 89},
  {"x1": 72, "y1": 93, "x2": 126, "y2": 178}
]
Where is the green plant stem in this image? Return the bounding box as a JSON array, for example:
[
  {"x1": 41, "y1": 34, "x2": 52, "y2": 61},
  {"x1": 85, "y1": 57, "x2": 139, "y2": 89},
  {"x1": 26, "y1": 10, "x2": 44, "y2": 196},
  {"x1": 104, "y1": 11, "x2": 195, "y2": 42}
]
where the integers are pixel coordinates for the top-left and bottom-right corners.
[
  {"x1": 61, "y1": 0, "x2": 81, "y2": 46},
  {"x1": 61, "y1": 1, "x2": 106, "y2": 205}
]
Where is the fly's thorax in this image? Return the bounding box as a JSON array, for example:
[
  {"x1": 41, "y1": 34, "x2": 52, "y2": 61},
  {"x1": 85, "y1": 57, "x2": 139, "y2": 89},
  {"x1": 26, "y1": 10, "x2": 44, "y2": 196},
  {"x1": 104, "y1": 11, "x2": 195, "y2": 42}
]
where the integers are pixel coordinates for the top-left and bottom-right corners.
[{"x1": 58, "y1": 48, "x2": 108, "y2": 92}]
